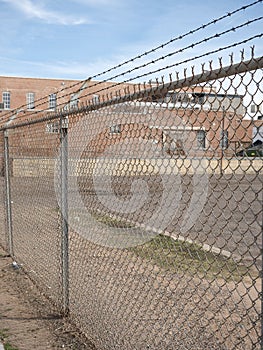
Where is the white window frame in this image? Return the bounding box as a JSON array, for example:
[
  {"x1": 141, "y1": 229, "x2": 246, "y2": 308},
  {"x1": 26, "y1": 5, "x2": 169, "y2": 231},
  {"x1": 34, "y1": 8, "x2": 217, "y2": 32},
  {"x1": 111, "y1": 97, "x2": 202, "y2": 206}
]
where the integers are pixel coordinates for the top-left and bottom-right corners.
[
  {"x1": 250, "y1": 104, "x2": 256, "y2": 114},
  {"x1": 26, "y1": 92, "x2": 35, "y2": 109},
  {"x1": 49, "y1": 93, "x2": 57, "y2": 110},
  {"x1": 2, "y1": 91, "x2": 10, "y2": 109},
  {"x1": 109, "y1": 124, "x2": 121, "y2": 134},
  {"x1": 197, "y1": 130, "x2": 206, "y2": 149},
  {"x1": 46, "y1": 121, "x2": 60, "y2": 134},
  {"x1": 70, "y1": 94, "x2": 78, "y2": 109},
  {"x1": 93, "y1": 94, "x2": 99, "y2": 104}
]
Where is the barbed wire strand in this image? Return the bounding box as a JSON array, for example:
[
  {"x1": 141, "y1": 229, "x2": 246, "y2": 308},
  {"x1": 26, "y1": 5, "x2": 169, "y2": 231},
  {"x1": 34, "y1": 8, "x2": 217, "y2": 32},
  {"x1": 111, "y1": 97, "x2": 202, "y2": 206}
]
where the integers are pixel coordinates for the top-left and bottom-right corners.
[
  {"x1": 0, "y1": 0, "x2": 262, "y2": 122},
  {"x1": 29, "y1": 15, "x2": 263, "y2": 116},
  {"x1": 61, "y1": 17, "x2": 263, "y2": 103},
  {"x1": 48, "y1": 15, "x2": 262, "y2": 115},
  {"x1": 91, "y1": 0, "x2": 262, "y2": 80},
  {"x1": 2, "y1": 32, "x2": 261, "y2": 126},
  {"x1": 57, "y1": 33, "x2": 263, "y2": 110},
  {"x1": 2, "y1": 26, "x2": 262, "y2": 124},
  {"x1": 1, "y1": 0, "x2": 261, "y2": 121}
]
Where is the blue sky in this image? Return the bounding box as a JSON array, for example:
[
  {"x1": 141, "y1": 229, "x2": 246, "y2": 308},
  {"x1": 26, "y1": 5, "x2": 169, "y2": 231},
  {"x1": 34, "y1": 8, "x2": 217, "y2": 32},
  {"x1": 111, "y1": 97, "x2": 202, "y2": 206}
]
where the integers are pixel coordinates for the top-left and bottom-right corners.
[{"x1": 0, "y1": 0, "x2": 262, "y2": 80}]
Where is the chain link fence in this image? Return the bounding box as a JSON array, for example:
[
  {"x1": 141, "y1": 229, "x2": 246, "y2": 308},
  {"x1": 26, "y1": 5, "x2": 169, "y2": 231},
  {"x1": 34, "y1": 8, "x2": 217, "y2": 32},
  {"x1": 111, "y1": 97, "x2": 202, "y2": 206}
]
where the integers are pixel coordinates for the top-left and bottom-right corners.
[
  {"x1": 65, "y1": 56, "x2": 262, "y2": 350},
  {"x1": 2, "y1": 119, "x2": 64, "y2": 307},
  {"x1": 0, "y1": 4, "x2": 263, "y2": 347},
  {"x1": 0, "y1": 54, "x2": 262, "y2": 349}
]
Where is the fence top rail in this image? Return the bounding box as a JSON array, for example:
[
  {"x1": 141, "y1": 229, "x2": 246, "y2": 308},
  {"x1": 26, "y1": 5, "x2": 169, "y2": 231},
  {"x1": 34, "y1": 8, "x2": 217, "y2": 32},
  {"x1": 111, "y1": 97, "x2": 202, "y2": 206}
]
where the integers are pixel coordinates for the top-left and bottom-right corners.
[{"x1": 0, "y1": 56, "x2": 262, "y2": 132}]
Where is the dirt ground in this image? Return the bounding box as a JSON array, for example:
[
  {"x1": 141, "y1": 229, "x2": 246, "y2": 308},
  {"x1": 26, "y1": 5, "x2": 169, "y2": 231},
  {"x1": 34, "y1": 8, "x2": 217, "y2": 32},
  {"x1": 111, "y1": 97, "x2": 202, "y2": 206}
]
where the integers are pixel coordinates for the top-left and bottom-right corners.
[
  {"x1": 0, "y1": 173, "x2": 261, "y2": 349},
  {"x1": 0, "y1": 246, "x2": 95, "y2": 350}
]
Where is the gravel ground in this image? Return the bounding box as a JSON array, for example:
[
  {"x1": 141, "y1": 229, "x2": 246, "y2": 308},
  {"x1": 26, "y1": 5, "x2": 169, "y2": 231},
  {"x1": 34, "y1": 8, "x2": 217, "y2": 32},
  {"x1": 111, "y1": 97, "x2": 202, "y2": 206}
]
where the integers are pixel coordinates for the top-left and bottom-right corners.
[
  {"x1": 0, "y1": 246, "x2": 95, "y2": 350},
  {"x1": 0, "y1": 172, "x2": 261, "y2": 349}
]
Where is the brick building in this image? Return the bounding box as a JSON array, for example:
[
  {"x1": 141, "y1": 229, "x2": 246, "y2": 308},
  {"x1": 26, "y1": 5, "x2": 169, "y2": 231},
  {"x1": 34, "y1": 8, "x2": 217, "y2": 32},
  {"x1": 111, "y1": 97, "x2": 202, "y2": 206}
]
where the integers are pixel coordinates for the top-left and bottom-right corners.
[
  {"x1": 0, "y1": 75, "x2": 262, "y2": 160},
  {"x1": 0, "y1": 76, "x2": 80, "y2": 112},
  {"x1": 82, "y1": 101, "x2": 262, "y2": 158}
]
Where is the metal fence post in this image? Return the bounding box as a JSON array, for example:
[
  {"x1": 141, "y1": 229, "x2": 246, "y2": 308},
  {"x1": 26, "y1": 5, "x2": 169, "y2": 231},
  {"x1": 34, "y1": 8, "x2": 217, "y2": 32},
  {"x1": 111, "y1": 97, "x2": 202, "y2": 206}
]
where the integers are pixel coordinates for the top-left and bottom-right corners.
[
  {"x1": 60, "y1": 116, "x2": 69, "y2": 315},
  {"x1": 262, "y1": 238, "x2": 263, "y2": 350},
  {"x1": 220, "y1": 106, "x2": 226, "y2": 176},
  {"x1": 4, "y1": 129, "x2": 14, "y2": 257}
]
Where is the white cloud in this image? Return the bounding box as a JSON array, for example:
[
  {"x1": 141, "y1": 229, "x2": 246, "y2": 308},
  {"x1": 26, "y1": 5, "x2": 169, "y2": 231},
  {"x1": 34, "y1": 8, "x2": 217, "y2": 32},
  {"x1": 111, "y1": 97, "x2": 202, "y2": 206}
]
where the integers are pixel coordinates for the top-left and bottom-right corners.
[
  {"x1": 72, "y1": 0, "x2": 120, "y2": 6},
  {"x1": 0, "y1": 55, "x2": 132, "y2": 80},
  {"x1": 0, "y1": 56, "x2": 102, "y2": 78},
  {"x1": 2, "y1": 0, "x2": 89, "y2": 25}
]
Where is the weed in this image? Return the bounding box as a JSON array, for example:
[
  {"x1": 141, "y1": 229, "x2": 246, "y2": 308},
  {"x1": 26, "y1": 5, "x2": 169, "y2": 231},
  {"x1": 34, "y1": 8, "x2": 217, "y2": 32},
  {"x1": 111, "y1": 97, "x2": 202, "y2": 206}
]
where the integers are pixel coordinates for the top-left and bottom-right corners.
[
  {"x1": 4, "y1": 342, "x2": 19, "y2": 350},
  {"x1": 0, "y1": 329, "x2": 19, "y2": 350},
  {"x1": 89, "y1": 211, "x2": 134, "y2": 229},
  {"x1": 130, "y1": 234, "x2": 255, "y2": 281},
  {"x1": 0, "y1": 329, "x2": 9, "y2": 340}
]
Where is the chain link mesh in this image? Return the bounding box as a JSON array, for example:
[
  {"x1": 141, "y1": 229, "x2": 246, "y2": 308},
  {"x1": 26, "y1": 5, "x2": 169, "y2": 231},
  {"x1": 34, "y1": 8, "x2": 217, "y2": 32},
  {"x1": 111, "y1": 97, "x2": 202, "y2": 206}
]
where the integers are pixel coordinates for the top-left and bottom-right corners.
[
  {"x1": 3, "y1": 118, "x2": 63, "y2": 307},
  {"x1": 0, "y1": 11, "x2": 262, "y2": 348},
  {"x1": 62, "y1": 58, "x2": 262, "y2": 349}
]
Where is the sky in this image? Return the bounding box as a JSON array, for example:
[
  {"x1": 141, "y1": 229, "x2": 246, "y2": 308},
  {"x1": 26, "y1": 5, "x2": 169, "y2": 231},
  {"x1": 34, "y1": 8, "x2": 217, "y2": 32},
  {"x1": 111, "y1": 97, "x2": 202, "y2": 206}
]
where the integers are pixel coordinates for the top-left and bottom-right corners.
[{"x1": 0, "y1": 0, "x2": 262, "y2": 81}]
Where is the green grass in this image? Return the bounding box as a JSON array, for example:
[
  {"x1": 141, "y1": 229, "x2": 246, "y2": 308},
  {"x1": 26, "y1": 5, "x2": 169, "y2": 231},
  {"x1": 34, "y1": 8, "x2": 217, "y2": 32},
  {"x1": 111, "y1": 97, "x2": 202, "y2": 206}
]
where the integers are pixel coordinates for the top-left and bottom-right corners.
[
  {"x1": 91, "y1": 212, "x2": 135, "y2": 229},
  {"x1": 69, "y1": 209, "x2": 135, "y2": 229},
  {"x1": 74, "y1": 210, "x2": 255, "y2": 282},
  {"x1": 130, "y1": 234, "x2": 254, "y2": 281},
  {"x1": 0, "y1": 329, "x2": 9, "y2": 340},
  {"x1": 4, "y1": 343, "x2": 19, "y2": 350},
  {"x1": 0, "y1": 329, "x2": 19, "y2": 350}
]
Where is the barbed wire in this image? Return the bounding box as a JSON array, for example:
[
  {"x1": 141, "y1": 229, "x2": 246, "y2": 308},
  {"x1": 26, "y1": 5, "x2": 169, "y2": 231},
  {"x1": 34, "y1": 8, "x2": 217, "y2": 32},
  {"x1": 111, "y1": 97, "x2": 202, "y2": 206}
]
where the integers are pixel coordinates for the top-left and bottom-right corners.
[
  {"x1": 69, "y1": 18, "x2": 263, "y2": 101},
  {"x1": 1, "y1": 51, "x2": 262, "y2": 350},
  {"x1": 1, "y1": 33, "x2": 261, "y2": 129},
  {"x1": 0, "y1": 0, "x2": 262, "y2": 123},
  {"x1": 3, "y1": 53, "x2": 262, "y2": 133},
  {"x1": 55, "y1": 33, "x2": 263, "y2": 114},
  {"x1": 90, "y1": 0, "x2": 263, "y2": 81},
  {"x1": 5, "y1": 31, "x2": 262, "y2": 125},
  {"x1": 41, "y1": 13, "x2": 263, "y2": 114}
]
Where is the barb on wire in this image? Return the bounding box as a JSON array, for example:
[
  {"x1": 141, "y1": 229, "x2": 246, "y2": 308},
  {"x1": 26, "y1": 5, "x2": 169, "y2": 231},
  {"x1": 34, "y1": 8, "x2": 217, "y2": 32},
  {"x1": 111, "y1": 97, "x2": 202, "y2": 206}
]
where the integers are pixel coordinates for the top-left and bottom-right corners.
[
  {"x1": 0, "y1": 78, "x2": 85, "y2": 123},
  {"x1": 91, "y1": 0, "x2": 263, "y2": 80},
  {"x1": 76, "y1": 17, "x2": 262, "y2": 99},
  {"x1": 0, "y1": 0, "x2": 262, "y2": 124},
  {"x1": 5, "y1": 23, "x2": 262, "y2": 126},
  {"x1": 1, "y1": 44, "x2": 262, "y2": 350},
  {"x1": 76, "y1": 33, "x2": 263, "y2": 107}
]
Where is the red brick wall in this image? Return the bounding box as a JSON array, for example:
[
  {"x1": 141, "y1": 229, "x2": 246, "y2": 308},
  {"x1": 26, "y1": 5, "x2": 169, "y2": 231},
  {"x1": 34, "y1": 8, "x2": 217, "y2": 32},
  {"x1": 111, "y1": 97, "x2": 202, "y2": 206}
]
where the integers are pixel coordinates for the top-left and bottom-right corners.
[
  {"x1": 0, "y1": 76, "x2": 82, "y2": 111},
  {"x1": 0, "y1": 76, "x2": 136, "y2": 115},
  {"x1": 0, "y1": 76, "x2": 262, "y2": 160}
]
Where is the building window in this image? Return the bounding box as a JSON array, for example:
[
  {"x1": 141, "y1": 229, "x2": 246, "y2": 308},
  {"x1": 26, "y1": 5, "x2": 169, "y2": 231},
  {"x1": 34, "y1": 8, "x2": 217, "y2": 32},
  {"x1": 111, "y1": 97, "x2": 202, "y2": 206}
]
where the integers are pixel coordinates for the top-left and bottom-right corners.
[
  {"x1": 197, "y1": 130, "x2": 206, "y2": 149},
  {"x1": 46, "y1": 121, "x2": 59, "y2": 134},
  {"x1": 2, "y1": 92, "x2": 10, "y2": 109},
  {"x1": 93, "y1": 94, "x2": 99, "y2": 104},
  {"x1": 192, "y1": 93, "x2": 205, "y2": 104},
  {"x1": 49, "y1": 93, "x2": 57, "y2": 110},
  {"x1": 26, "y1": 92, "x2": 35, "y2": 109},
  {"x1": 109, "y1": 125, "x2": 121, "y2": 134},
  {"x1": 70, "y1": 94, "x2": 78, "y2": 109},
  {"x1": 250, "y1": 104, "x2": 256, "y2": 113}
]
